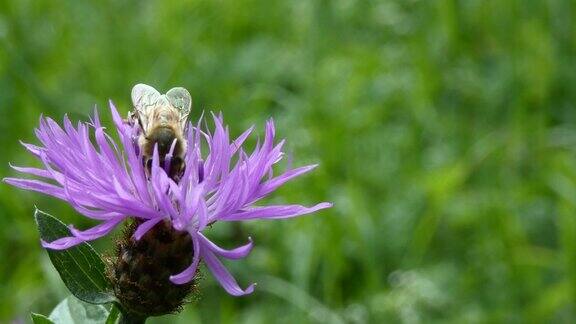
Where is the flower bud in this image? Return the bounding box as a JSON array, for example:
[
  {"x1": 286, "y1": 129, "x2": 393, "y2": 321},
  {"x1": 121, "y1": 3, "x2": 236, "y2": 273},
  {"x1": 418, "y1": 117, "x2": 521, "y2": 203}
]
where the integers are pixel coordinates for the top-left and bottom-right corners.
[{"x1": 108, "y1": 219, "x2": 198, "y2": 317}]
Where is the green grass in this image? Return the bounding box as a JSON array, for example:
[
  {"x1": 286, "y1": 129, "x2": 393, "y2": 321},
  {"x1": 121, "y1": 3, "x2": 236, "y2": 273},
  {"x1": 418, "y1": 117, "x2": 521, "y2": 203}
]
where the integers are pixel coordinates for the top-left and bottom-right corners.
[{"x1": 1, "y1": 0, "x2": 576, "y2": 322}]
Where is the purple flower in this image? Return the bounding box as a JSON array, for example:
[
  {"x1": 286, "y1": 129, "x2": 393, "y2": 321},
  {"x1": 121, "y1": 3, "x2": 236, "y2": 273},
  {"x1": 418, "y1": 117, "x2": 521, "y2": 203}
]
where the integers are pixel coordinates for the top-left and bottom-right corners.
[{"x1": 4, "y1": 102, "x2": 331, "y2": 296}]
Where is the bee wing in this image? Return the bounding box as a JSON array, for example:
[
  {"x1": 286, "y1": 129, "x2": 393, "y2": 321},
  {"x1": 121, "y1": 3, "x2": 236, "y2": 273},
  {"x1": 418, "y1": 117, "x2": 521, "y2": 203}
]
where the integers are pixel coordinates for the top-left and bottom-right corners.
[
  {"x1": 131, "y1": 84, "x2": 161, "y2": 133},
  {"x1": 166, "y1": 87, "x2": 192, "y2": 125}
]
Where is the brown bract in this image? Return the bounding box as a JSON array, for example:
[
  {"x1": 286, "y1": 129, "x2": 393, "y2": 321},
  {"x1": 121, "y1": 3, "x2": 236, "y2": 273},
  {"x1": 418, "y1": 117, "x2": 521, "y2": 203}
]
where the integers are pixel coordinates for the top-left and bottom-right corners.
[{"x1": 106, "y1": 219, "x2": 199, "y2": 317}]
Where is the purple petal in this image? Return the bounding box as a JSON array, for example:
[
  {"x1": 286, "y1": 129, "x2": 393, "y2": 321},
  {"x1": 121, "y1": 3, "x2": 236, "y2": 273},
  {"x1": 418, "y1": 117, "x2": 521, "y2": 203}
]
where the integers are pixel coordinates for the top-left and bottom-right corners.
[
  {"x1": 196, "y1": 198, "x2": 209, "y2": 231},
  {"x1": 20, "y1": 141, "x2": 44, "y2": 157},
  {"x1": 133, "y1": 217, "x2": 164, "y2": 240},
  {"x1": 68, "y1": 217, "x2": 125, "y2": 240},
  {"x1": 198, "y1": 233, "x2": 253, "y2": 260},
  {"x1": 109, "y1": 101, "x2": 127, "y2": 132},
  {"x1": 3, "y1": 178, "x2": 66, "y2": 200},
  {"x1": 254, "y1": 165, "x2": 318, "y2": 199},
  {"x1": 201, "y1": 246, "x2": 255, "y2": 296},
  {"x1": 89, "y1": 106, "x2": 101, "y2": 128},
  {"x1": 41, "y1": 236, "x2": 84, "y2": 250},
  {"x1": 65, "y1": 193, "x2": 124, "y2": 220},
  {"x1": 220, "y1": 202, "x2": 332, "y2": 221},
  {"x1": 10, "y1": 164, "x2": 52, "y2": 178},
  {"x1": 170, "y1": 233, "x2": 201, "y2": 285},
  {"x1": 230, "y1": 126, "x2": 254, "y2": 155},
  {"x1": 163, "y1": 139, "x2": 178, "y2": 173},
  {"x1": 177, "y1": 183, "x2": 205, "y2": 230}
]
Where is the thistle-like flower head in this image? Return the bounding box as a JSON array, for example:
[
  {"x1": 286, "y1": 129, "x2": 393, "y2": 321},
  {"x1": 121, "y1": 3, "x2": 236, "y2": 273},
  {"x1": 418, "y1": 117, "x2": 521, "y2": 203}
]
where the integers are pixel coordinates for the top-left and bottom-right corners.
[{"x1": 4, "y1": 102, "x2": 331, "y2": 297}]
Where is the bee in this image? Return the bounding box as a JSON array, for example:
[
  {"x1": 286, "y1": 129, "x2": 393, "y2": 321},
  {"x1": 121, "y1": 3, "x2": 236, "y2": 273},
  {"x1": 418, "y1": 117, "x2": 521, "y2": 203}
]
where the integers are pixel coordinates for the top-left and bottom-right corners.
[{"x1": 130, "y1": 83, "x2": 192, "y2": 181}]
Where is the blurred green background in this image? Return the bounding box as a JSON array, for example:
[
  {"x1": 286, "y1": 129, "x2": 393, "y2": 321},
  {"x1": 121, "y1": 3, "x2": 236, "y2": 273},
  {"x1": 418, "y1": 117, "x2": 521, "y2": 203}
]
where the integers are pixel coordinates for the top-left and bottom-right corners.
[{"x1": 1, "y1": 0, "x2": 576, "y2": 323}]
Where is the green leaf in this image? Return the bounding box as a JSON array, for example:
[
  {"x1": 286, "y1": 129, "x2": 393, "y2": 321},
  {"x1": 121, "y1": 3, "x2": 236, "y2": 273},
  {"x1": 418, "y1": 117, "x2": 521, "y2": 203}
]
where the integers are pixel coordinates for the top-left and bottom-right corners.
[
  {"x1": 35, "y1": 209, "x2": 115, "y2": 304},
  {"x1": 49, "y1": 296, "x2": 110, "y2": 324},
  {"x1": 105, "y1": 304, "x2": 121, "y2": 324},
  {"x1": 31, "y1": 312, "x2": 55, "y2": 324}
]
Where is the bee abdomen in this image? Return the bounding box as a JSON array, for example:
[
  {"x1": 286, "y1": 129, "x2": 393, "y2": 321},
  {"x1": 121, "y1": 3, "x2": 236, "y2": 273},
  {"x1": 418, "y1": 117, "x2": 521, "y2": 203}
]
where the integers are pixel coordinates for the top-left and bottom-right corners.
[
  {"x1": 148, "y1": 126, "x2": 178, "y2": 157},
  {"x1": 143, "y1": 126, "x2": 186, "y2": 182}
]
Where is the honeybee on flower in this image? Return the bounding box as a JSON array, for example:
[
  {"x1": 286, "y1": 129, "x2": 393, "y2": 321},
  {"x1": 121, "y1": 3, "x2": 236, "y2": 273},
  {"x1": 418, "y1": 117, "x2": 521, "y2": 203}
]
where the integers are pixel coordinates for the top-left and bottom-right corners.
[
  {"x1": 4, "y1": 85, "x2": 331, "y2": 316},
  {"x1": 129, "y1": 84, "x2": 191, "y2": 181}
]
